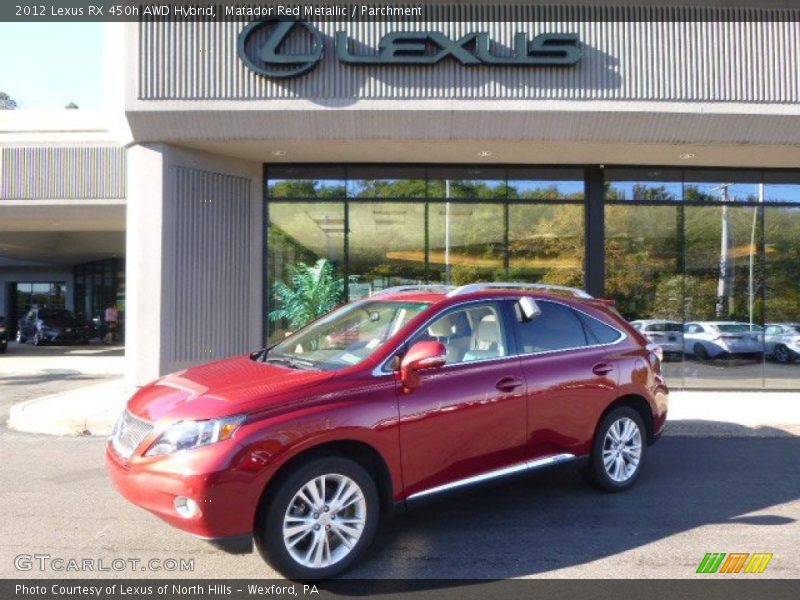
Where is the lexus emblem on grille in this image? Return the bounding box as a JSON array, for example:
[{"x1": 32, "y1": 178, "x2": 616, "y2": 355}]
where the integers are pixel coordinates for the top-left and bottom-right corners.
[{"x1": 237, "y1": 20, "x2": 324, "y2": 79}]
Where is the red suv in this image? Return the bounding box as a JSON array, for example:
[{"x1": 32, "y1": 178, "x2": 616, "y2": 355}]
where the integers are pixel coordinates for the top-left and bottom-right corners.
[{"x1": 107, "y1": 283, "x2": 668, "y2": 579}]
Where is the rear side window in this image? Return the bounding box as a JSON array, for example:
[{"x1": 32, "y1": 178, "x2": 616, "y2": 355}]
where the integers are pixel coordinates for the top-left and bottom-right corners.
[
  {"x1": 514, "y1": 301, "x2": 587, "y2": 353},
  {"x1": 577, "y1": 312, "x2": 624, "y2": 344}
]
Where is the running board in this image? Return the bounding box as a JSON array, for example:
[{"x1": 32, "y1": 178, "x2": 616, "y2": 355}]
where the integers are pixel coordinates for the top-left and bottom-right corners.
[{"x1": 407, "y1": 453, "x2": 578, "y2": 501}]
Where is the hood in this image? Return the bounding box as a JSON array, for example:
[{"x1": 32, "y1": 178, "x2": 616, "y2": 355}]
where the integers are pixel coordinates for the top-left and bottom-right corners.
[{"x1": 128, "y1": 355, "x2": 336, "y2": 422}]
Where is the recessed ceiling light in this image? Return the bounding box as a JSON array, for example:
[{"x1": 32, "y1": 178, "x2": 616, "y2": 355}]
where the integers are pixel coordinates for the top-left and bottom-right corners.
[
  {"x1": 271, "y1": 150, "x2": 287, "y2": 157},
  {"x1": 679, "y1": 153, "x2": 696, "y2": 160},
  {"x1": 477, "y1": 150, "x2": 493, "y2": 157}
]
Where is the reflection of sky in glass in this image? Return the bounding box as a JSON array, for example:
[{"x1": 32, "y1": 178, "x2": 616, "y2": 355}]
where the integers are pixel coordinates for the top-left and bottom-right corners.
[
  {"x1": 685, "y1": 182, "x2": 759, "y2": 202},
  {"x1": 510, "y1": 180, "x2": 584, "y2": 198},
  {"x1": 606, "y1": 181, "x2": 682, "y2": 201},
  {"x1": 764, "y1": 184, "x2": 800, "y2": 203}
]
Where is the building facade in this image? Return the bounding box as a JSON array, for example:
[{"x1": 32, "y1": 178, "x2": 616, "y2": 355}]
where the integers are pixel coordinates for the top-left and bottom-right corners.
[{"x1": 1, "y1": 0, "x2": 799, "y2": 392}]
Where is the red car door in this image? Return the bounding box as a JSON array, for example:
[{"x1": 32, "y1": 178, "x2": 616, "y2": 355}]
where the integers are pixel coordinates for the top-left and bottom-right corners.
[
  {"x1": 510, "y1": 299, "x2": 622, "y2": 460},
  {"x1": 396, "y1": 301, "x2": 528, "y2": 499}
]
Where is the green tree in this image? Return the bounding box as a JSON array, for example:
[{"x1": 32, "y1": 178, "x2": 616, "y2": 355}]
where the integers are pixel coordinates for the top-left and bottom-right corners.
[
  {"x1": 0, "y1": 92, "x2": 18, "y2": 110},
  {"x1": 268, "y1": 259, "x2": 345, "y2": 330},
  {"x1": 65, "y1": 102, "x2": 79, "y2": 109}
]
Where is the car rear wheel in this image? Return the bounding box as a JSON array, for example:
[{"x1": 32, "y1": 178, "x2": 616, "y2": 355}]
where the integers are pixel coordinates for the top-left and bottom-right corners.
[
  {"x1": 586, "y1": 407, "x2": 646, "y2": 492},
  {"x1": 694, "y1": 343, "x2": 709, "y2": 360},
  {"x1": 774, "y1": 344, "x2": 793, "y2": 364},
  {"x1": 255, "y1": 456, "x2": 379, "y2": 580}
]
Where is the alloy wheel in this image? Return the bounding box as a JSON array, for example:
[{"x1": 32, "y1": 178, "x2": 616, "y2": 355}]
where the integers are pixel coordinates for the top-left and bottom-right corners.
[
  {"x1": 282, "y1": 474, "x2": 367, "y2": 569},
  {"x1": 774, "y1": 345, "x2": 791, "y2": 364},
  {"x1": 602, "y1": 417, "x2": 643, "y2": 483}
]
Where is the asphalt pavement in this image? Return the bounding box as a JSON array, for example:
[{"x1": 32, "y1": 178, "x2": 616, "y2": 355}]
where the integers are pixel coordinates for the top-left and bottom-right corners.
[{"x1": 0, "y1": 425, "x2": 797, "y2": 579}]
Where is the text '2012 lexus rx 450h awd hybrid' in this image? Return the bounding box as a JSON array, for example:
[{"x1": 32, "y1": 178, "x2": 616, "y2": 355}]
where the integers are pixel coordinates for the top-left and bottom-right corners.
[{"x1": 107, "y1": 283, "x2": 669, "y2": 579}]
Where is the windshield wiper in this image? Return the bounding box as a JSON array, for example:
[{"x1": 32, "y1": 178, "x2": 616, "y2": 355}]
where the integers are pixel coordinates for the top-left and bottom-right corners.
[{"x1": 264, "y1": 356, "x2": 317, "y2": 370}]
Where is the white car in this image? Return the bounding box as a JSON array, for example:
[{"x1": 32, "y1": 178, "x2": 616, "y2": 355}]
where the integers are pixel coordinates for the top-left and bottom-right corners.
[
  {"x1": 630, "y1": 320, "x2": 683, "y2": 360},
  {"x1": 764, "y1": 323, "x2": 800, "y2": 364},
  {"x1": 683, "y1": 321, "x2": 764, "y2": 360}
]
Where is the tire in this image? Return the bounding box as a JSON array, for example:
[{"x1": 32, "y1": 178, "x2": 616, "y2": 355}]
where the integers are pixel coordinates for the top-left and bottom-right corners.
[
  {"x1": 255, "y1": 456, "x2": 380, "y2": 580},
  {"x1": 33, "y1": 331, "x2": 44, "y2": 346},
  {"x1": 586, "y1": 406, "x2": 647, "y2": 493},
  {"x1": 774, "y1": 344, "x2": 793, "y2": 364},
  {"x1": 694, "y1": 343, "x2": 709, "y2": 361},
  {"x1": 0, "y1": 342, "x2": 6, "y2": 354},
  {"x1": 16, "y1": 330, "x2": 26, "y2": 344}
]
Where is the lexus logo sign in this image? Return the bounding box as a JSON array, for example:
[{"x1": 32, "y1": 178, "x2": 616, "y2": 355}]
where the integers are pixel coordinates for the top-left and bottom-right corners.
[{"x1": 238, "y1": 20, "x2": 582, "y2": 79}]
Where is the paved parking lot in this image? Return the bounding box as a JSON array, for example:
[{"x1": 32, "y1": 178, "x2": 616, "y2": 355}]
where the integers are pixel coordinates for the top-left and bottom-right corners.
[{"x1": 0, "y1": 425, "x2": 797, "y2": 579}]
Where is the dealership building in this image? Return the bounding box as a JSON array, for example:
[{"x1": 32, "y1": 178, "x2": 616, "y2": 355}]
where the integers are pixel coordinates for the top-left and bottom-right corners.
[{"x1": 1, "y1": 0, "x2": 799, "y2": 393}]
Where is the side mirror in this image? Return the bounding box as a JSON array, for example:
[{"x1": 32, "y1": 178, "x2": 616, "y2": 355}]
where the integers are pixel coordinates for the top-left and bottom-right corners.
[
  {"x1": 517, "y1": 297, "x2": 541, "y2": 322},
  {"x1": 400, "y1": 341, "x2": 447, "y2": 391}
]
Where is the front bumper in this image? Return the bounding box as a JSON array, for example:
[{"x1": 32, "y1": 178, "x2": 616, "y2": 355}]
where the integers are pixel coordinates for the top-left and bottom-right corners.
[{"x1": 105, "y1": 441, "x2": 261, "y2": 540}]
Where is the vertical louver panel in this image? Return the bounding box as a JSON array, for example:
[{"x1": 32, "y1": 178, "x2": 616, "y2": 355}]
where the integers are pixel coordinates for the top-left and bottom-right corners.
[
  {"x1": 168, "y1": 167, "x2": 252, "y2": 365},
  {"x1": 138, "y1": 6, "x2": 800, "y2": 103},
  {"x1": 0, "y1": 146, "x2": 126, "y2": 200}
]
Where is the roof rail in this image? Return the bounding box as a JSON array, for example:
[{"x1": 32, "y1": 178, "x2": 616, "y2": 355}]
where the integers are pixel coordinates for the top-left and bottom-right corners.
[
  {"x1": 371, "y1": 285, "x2": 455, "y2": 297},
  {"x1": 446, "y1": 282, "x2": 593, "y2": 299}
]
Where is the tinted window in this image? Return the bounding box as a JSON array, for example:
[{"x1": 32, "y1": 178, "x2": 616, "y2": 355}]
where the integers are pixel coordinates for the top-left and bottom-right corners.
[
  {"x1": 646, "y1": 322, "x2": 682, "y2": 333},
  {"x1": 579, "y1": 312, "x2": 623, "y2": 344},
  {"x1": 717, "y1": 324, "x2": 761, "y2": 333},
  {"x1": 514, "y1": 301, "x2": 587, "y2": 353},
  {"x1": 38, "y1": 309, "x2": 74, "y2": 321}
]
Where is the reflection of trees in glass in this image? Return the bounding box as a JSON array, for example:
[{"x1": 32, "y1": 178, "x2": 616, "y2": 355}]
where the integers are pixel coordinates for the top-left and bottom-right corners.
[
  {"x1": 765, "y1": 207, "x2": 800, "y2": 321},
  {"x1": 268, "y1": 259, "x2": 345, "y2": 330},
  {"x1": 269, "y1": 180, "x2": 346, "y2": 198},
  {"x1": 606, "y1": 183, "x2": 679, "y2": 201}
]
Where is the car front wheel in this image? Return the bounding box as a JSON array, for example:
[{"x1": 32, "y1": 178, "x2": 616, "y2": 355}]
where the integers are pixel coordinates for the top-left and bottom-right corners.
[
  {"x1": 586, "y1": 407, "x2": 646, "y2": 492},
  {"x1": 255, "y1": 456, "x2": 379, "y2": 580}
]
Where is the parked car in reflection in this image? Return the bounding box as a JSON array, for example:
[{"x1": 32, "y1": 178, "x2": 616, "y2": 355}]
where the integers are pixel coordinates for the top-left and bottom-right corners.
[
  {"x1": 630, "y1": 320, "x2": 683, "y2": 360},
  {"x1": 0, "y1": 316, "x2": 8, "y2": 354},
  {"x1": 16, "y1": 307, "x2": 91, "y2": 345},
  {"x1": 683, "y1": 321, "x2": 763, "y2": 360},
  {"x1": 764, "y1": 323, "x2": 800, "y2": 364}
]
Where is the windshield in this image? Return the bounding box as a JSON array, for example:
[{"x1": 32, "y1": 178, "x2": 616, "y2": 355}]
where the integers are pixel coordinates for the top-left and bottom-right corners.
[
  {"x1": 38, "y1": 309, "x2": 75, "y2": 321},
  {"x1": 266, "y1": 300, "x2": 430, "y2": 371}
]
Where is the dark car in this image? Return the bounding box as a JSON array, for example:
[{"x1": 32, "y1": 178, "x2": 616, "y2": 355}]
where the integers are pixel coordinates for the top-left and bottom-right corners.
[
  {"x1": 108, "y1": 282, "x2": 669, "y2": 579},
  {"x1": 0, "y1": 316, "x2": 7, "y2": 353},
  {"x1": 16, "y1": 307, "x2": 91, "y2": 346}
]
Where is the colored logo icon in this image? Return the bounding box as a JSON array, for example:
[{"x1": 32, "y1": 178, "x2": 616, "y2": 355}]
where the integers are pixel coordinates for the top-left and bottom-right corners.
[
  {"x1": 696, "y1": 552, "x2": 773, "y2": 574},
  {"x1": 237, "y1": 20, "x2": 324, "y2": 79}
]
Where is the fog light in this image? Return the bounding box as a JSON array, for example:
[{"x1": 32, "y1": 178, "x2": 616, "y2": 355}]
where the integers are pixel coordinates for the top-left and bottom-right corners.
[{"x1": 174, "y1": 496, "x2": 200, "y2": 518}]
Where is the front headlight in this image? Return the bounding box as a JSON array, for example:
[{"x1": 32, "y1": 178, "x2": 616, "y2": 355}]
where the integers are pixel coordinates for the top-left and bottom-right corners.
[
  {"x1": 0, "y1": 326, "x2": 6, "y2": 334},
  {"x1": 144, "y1": 414, "x2": 246, "y2": 456}
]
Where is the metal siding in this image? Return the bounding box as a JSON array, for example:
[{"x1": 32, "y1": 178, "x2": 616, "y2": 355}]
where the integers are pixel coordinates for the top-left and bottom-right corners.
[
  {"x1": 0, "y1": 146, "x2": 126, "y2": 200},
  {"x1": 169, "y1": 166, "x2": 251, "y2": 365},
  {"x1": 139, "y1": 7, "x2": 800, "y2": 103}
]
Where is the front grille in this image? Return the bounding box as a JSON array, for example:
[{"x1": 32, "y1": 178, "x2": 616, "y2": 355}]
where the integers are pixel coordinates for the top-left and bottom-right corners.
[{"x1": 111, "y1": 409, "x2": 155, "y2": 458}]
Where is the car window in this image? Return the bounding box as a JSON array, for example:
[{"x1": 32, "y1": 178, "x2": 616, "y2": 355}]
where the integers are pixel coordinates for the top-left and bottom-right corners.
[
  {"x1": 647, "y1": 322, "x2": 682, "y2": 333},
  {"x1": 685, "y1": 324, "x2": 704, "y2": 334},
  {"x1": 766, "y1": 325, "x2": 780, "y2": 335},
  {"x1": 578, "y1": 311, "x2": 623, "y2": 344},
  {"x1": 409, "y1": 303, "x2": 507, "y2": 365},
  {"x1": 514, "y1": 300, "x2": 588, "y2": 353}
]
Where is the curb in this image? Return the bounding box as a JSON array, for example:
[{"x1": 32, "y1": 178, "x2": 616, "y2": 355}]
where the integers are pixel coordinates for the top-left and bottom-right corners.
[{"x1": 7, "y1": 378, "x2": 126, "y2": 437}]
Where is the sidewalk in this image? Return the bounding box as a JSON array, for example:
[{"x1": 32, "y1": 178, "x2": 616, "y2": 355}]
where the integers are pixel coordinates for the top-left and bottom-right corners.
[{"x1": 6, "y1": 382, "x2": 800, "y2": 437}]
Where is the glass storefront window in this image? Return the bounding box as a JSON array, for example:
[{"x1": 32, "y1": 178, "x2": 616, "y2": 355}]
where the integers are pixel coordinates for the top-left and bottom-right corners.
[
  {"x1": 427, "y1": 167, "x2": 508, "y2": 199},
  {"x1": 267, "y1": 202, "x2": 346, "y2": 342},
  {"x1": 347, "y1": 167, "x2": 426, "y2": 198},
  {"x1": 347, "y1": 202, "x2": 427, "y2": 298},
  {"x1": 509, "y1": 204, "x2": 584, "y2": 287},
  {"x1": 605, "y1": 168, "x2": 682, "y2": 201},
  {"x1": 428, "y1": 202, "x2": 506, "y2": 284},
  {"x1": 508, "y1": 168, "x2": 585, "y2": 200},
  {"x1": 265, "y1": 165, "x2": 800, "y2": 390}
]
